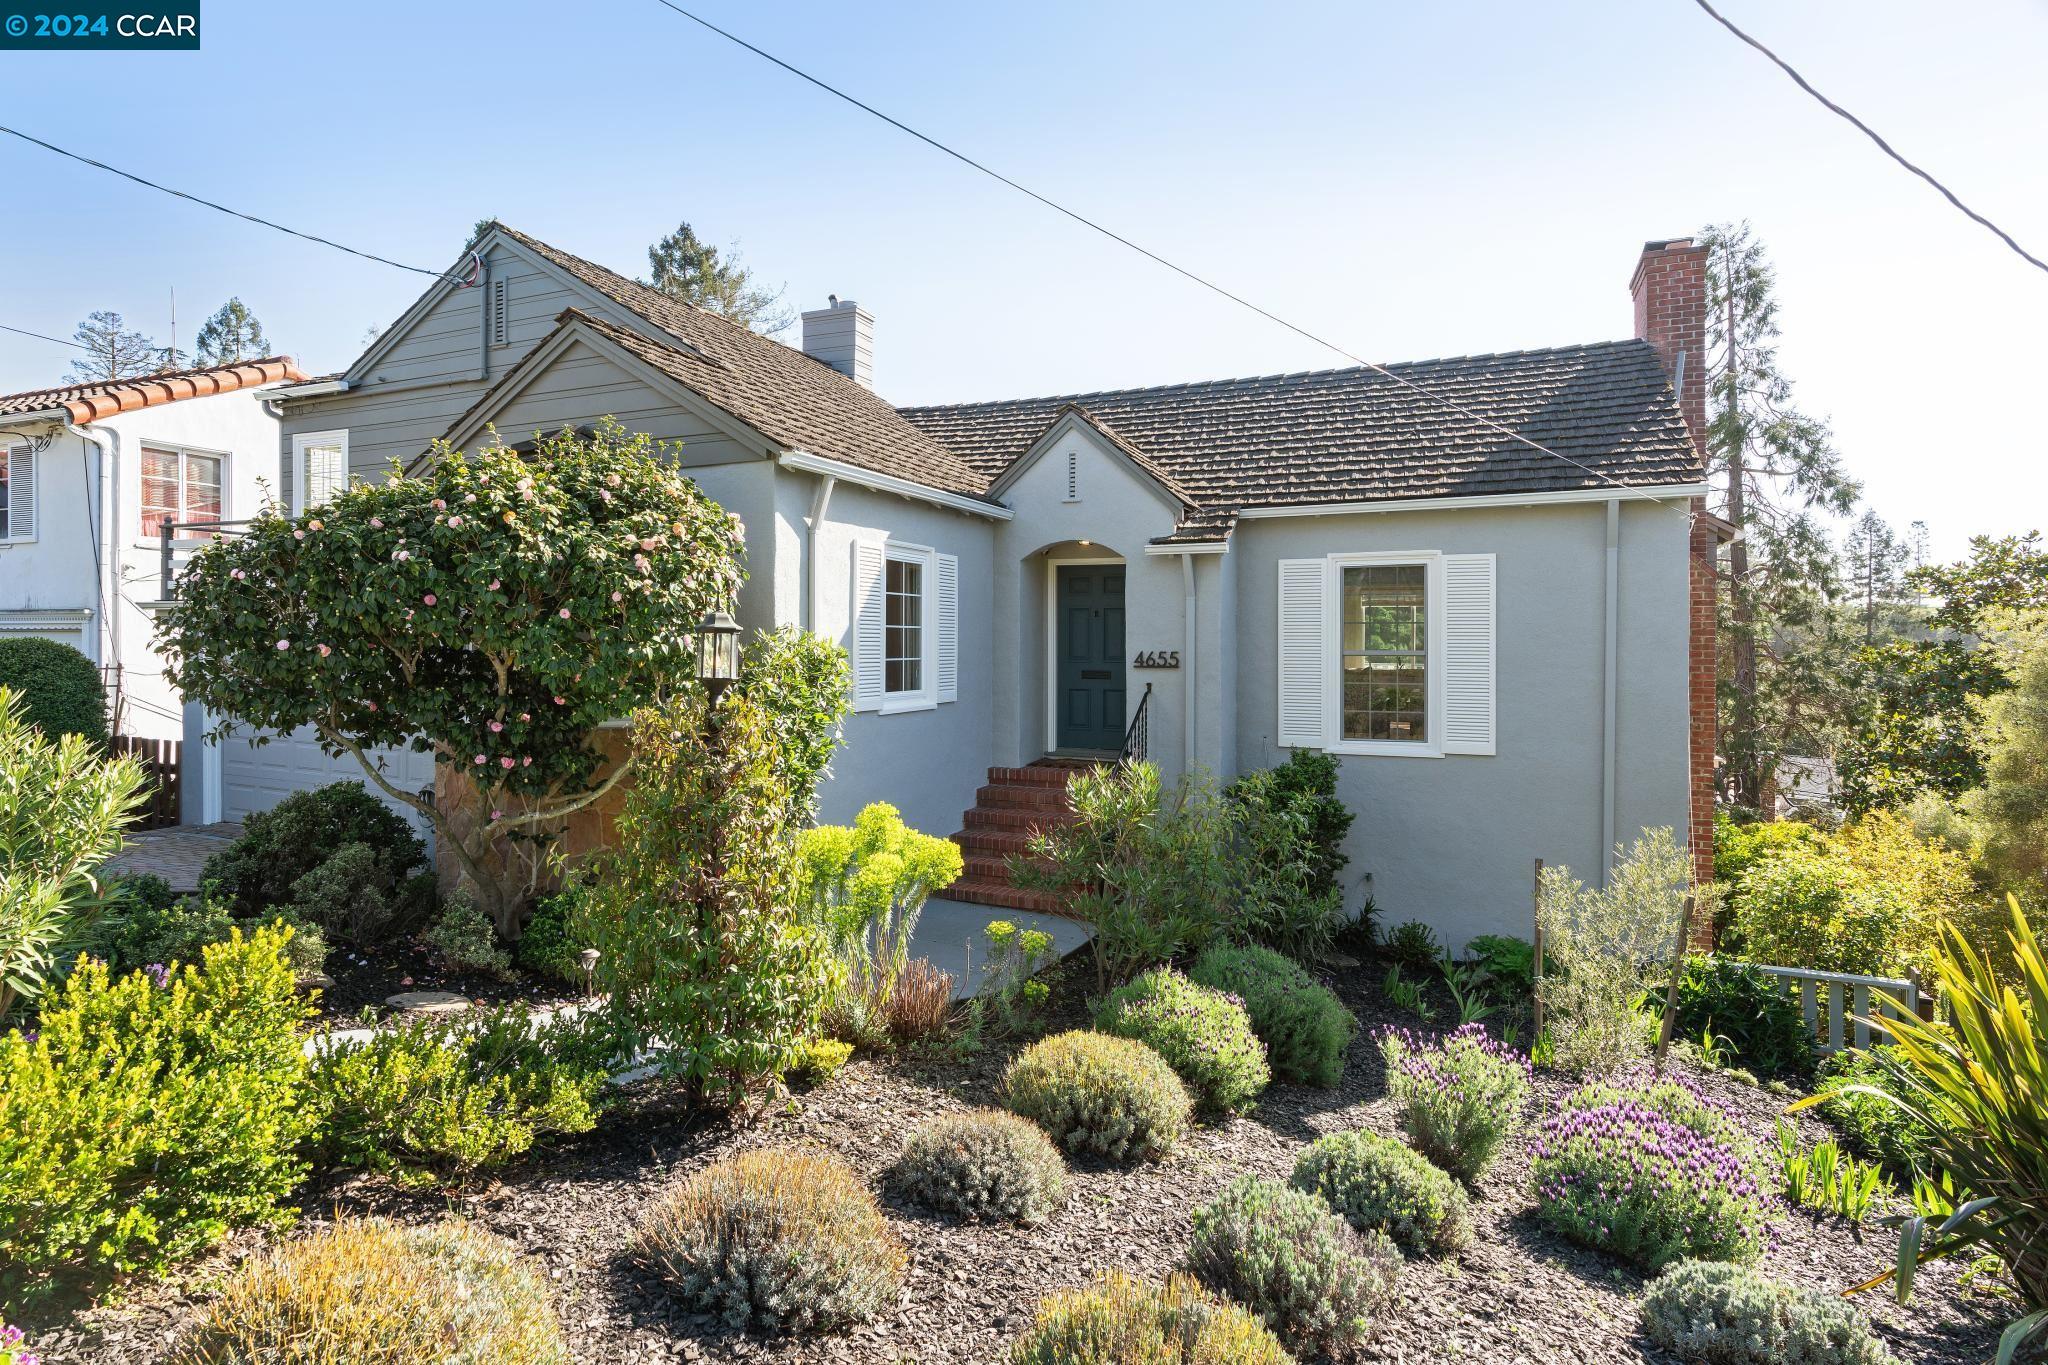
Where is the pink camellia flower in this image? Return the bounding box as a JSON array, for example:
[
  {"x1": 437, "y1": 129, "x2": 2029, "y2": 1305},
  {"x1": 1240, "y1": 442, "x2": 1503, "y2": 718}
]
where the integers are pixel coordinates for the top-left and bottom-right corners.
[
  {"x1": 517, "y1": 711, "x2": 530, "y2": 722},
  {"x1": 317, "y1": 643, "x2": 332, "y2": 657},
  {"x1": 611, "y1": 591, "x2": 623, "y2": 602},
  {"x1": 309, "y1": 519, "x2": 324, "y2": 531},
  {"x1": 473, "y1": 754, "x2": 486, "y2": 765},
  {"x1": 499, "y1": 756, "x2": 515, "y2": 769},
  {"x1": 522, "y1": 756, "x2": 533, "y2": 767},
  {"x1": 598, "y1": 489, "x2": 614, "y2": 503},
  {"x1": 293, "y1": 530, "x2": 305, "y2": 541},
  {"x1": 230, "y1": 568, "x2": 246, "y2": 580},
  {"x1": 275, "y1": 639, "x2": 290, "y2": 650},
  {"x1": 366, "y1": 700, "x2": 378, "y2": 711},
  {"x1": 431, "y1": 498, "x2": 446, "y2": 510},
  {"x1": 487, "y1": 578, "x2": 500, "y2": 590},
  {"x1": 464, "y1": 492, "x2": 477, "y2": 503},
  {"x1": 639, "y1": 537, "x2": 659, "y2": 552},
  {"x1": 558, "y1": 607, "x2": 571, "y2": 619},
  {"x1": 423, "y1": 593, "x2": 437, "y2": 606},
  {"x1": 369, "y1": 516, "x2": 384, "y2": 529},
  {"x1": 607, "y1": 473, "x2": 622, "y2": 488},
  {"x1": 447, "y1": 515, "x2": 463, "y2": 528},
  {"x1": 553, "y1": 696, "x2": 566, "y2": 705},
  {"x1": 394, "y1": 549, "x2": 411, "y2": 562},
  {"x1": 488, "y1": 720, "x2": 504, "y2": 733}
]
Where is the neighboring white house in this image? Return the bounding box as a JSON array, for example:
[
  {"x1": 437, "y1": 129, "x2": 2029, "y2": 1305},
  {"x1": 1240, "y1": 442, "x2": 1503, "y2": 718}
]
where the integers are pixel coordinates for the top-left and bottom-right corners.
[
  {"x1": 0, "y1": 358, "x2": 304, "y2": 740},
  {"x1": 216, "y1": 225, "x2": 1722, "y2": 946}
]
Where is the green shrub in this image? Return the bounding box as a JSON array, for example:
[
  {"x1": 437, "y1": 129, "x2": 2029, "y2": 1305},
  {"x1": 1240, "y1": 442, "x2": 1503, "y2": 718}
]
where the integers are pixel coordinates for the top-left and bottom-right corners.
[
  {"x1": 890, "y1": 1108, "x2": 1067, "y2": 1225},
  {"x1": 796, "y1": 801, "x2": 963, "y2": 1048},
  {"x1": 203, "y1": 781, "x2": 426, "y2": 917},
  {"x1": 422, "y1": 895, "x2": 511, "y2": 975},
  {"x1": 0, "y1": 637, "x2": 107, "y2": 746},
  {"x1": 1185, "y1": 1175, "x2": 1397, "y2": 1356},
  {"x1": 111, "y1": 871, "x2": 177, "y2": 912},
  {"x1": 1728, "y1": 847, "x2": 1916, "y2": 979},
  {"x1": 77, "y1": 894, "x2": 327, "y2": 980},
  {"x1": 1002, "y1": 1029, "x2": 1192, "y2": 1162},
  {"x1": 1713, "y1": 812, "x2": 1820, "y2": 887},
  {"x1": 1815, "y1": 1046, "x2": 1938, "y2": 1175},
  {"x1": 1537, "y1": 828, "x2": 1696, "y2": 1074},
  {"x1": 577, "y1": 687, "x2": 835, "y2": 1107},
  {"x1": 1188, "y1": 943, "x2": 1355, "y2": 1087},
  {"x1": 0, "y1": 926, "x2": 315, "y2": 1305},
  {"x1": 1532, "y1": 1073, "x2": 1771, "y2": 1270},
  {"x1": 1011, "y1": 761, "x2": 1236, "y2": 991},
  {"x1": 0, "y1": 688, "x2": 149, "y2": 1018},
  {"x1": 172, "y1": 1218, "x2": 567, "y2": 1365},
  {"x1": 1094, "y1": 967, "x2": 1269, "y2": 1114},
  {"x1": 1379, "y1": 1023, "x2": 1532, "y2": 1181},
  {"x1": 634, "y1": 1148, "x2": 905, "y2": 1334},
  {"x1": 286, "y1": 841, "x2": 416, "y2": 946},
  {"x1": 312, "y1": 1007, "x2": 604, "y2": 1182},
  {"x1": 1226, "y1": 758, "x2": 1348, "y2": 962},
  {"x1": 976, "y1": 917, "x2": 1057, "y2": 1037},
  {"x1": 1639, "y1": 1260, "x2": 1896, "y2": 1365},
  {"x1": 1382, "y1": 919, "x2": 1442, "y2": 970},
  {"x1": 1008, "y1": 1271, "x2": 1295, "y2": 1365},
  {"x1": 1466, "y1": 933, "x2": 1536, "y2": 996},
  {"x1": 1673, "y1": 958, "x2": 1816, "y2": 1080},
  {"x1": 1292, "y1": 1129, "x2": 1469, "y2": 1254},
  {"x1": 787, "y1": 1036, "x2": 853, "y2": 1083},
  {"x1": 517, "y1": 880, "x2": 593, "y2": 982}
]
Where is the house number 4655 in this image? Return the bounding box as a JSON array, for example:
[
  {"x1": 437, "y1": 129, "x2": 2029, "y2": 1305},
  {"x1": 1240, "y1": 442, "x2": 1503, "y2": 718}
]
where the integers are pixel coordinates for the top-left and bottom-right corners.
[{"x1": 1132, "y1": 650, "x2": 1180, "y2": 668}]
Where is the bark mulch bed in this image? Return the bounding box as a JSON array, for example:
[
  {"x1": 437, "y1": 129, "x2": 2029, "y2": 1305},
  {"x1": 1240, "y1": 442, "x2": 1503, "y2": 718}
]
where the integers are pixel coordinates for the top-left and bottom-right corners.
[
  {"x1": 310, "y1": 936, "x2": 581, "y2": 1024},
  {"x1": 32, "y1": 964, "x2": 2017, "y2": 1364}
]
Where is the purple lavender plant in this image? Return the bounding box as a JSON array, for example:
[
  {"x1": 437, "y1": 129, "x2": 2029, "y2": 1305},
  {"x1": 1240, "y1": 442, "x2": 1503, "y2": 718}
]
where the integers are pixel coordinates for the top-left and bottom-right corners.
[
  {"x1": 1530, "y1": 1071, "x2": 1772, "y2": 1270},
  {"x1": 145, "y1": 962, "x2": 171, "y2": 989},
  {"x1": 2, "y1": 1321, "x2": 41, "y2": 1365},
  {"x1": 1377, "y1": 1021, "x2": 1533, "y2": 1180}
]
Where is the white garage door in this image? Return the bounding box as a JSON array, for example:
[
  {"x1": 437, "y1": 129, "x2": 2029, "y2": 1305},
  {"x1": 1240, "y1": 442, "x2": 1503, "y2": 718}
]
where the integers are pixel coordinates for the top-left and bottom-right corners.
[{"x1": 217, "y1": 725, "x2": 436, "y2": 836}]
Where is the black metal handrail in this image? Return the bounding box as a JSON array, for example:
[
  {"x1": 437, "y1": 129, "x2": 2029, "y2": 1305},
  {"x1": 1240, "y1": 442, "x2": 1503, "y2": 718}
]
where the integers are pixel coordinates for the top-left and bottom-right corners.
[
  {"x1": 159, "y1": 518, "x2": 255, "y2": 598},
  {"x1": 1121, "y1": 682, "x2": 1153, "y2": 765}
]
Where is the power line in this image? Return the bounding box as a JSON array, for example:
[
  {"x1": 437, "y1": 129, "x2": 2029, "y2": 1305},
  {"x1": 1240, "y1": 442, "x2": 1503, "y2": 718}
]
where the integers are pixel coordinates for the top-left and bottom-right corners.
[
  {"x1": 646, "y1": 0, "x2": 1691, "y2": 509},
  {"x1": 0, "y1": 322, "x2": 90, "y2": 351},
  {"x1": 0, "y1": 125, "x2": 472, "y2": 284},
  {"x1": 1691, "y1": 0, "x2": 2048, "y2": 277}
]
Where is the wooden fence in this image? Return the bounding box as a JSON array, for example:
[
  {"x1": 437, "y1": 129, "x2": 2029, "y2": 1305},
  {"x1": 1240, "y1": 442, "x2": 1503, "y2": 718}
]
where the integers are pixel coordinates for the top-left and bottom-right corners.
[
  {"x1": 114, "y1": 735, "x2": 182, "y2": 830},
  {"x1": 1734, "y1": 961, "x2": 1924, "y2": 1055}
]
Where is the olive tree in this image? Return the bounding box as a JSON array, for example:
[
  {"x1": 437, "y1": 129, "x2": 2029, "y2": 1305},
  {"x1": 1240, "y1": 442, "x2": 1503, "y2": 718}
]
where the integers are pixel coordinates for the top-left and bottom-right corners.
[{"x1": 158, "y1": 420, "x2": 745, "y2": 935}]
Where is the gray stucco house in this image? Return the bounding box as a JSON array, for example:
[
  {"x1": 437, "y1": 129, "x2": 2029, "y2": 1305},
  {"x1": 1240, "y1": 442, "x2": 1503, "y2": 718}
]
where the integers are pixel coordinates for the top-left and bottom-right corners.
[{"x1": 244, "y1": 225, "x2": 1718, "y2": 950}]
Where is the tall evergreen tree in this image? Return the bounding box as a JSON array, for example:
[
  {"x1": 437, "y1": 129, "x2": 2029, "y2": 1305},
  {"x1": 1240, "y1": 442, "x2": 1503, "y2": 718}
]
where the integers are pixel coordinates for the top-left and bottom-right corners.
[
  {"x1": 644, "y1": 221, "x2": 793, "y2": 335},
  {"x1": 194, "y1": 298, "x2": 272, "y2": 366},
  {"x1": 1703, "y1": 222, "x2": 1861, "y2": 811},
  {"x1": 65, "y1": 310, "x2": 165, "y2": 383},
  {"x1": 1842, "y1": 510, "x2": 1926, "y2": 643}
]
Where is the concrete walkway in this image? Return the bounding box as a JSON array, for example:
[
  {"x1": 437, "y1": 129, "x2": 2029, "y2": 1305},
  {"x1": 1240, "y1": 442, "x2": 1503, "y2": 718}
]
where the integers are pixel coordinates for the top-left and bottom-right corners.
[
  {"x1": 913, "y1": 896, "x2": 1093, "y2": 1000},
  {"x1": 103, "y1": 822, "x2": 243, "y2": 892}
]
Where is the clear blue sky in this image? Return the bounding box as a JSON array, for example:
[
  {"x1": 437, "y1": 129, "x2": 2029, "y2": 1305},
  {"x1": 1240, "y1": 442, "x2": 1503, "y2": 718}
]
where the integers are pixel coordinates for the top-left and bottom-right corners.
[{"x1": 4, "y1": 0, "x2": 2043, "y2": 558}]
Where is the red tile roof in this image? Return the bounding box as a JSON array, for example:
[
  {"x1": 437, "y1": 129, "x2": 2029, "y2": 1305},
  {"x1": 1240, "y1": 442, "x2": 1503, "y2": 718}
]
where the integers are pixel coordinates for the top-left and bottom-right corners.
[{"x1": 0, "y1": 356, "x2": 306, "y2": 422}]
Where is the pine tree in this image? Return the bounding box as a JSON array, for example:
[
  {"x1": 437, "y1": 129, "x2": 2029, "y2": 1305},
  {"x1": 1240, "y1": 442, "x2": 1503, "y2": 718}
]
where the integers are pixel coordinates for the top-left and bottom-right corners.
[
  {"x1": 644, "y1": 221, "x2": 793, "y2": 335},
  {"x1": 1703, "y1": 222, "x2": 1861, "y2": 812},
  {"x1": 66, "y1": 310, "x2": 166, "y2": 382},
  {"x1": 194, "y1": 298, "x2": 272, "y2": 366},
  {"x1": 1841, "y1": 510, "x2": 1926, "y2": 643}
]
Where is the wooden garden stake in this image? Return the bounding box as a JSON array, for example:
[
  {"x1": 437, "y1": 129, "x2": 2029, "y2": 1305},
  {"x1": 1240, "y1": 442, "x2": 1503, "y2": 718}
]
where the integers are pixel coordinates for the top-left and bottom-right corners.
[{"x1": 1653, "y1": 893, "x2": 1694, "y2": 1070}]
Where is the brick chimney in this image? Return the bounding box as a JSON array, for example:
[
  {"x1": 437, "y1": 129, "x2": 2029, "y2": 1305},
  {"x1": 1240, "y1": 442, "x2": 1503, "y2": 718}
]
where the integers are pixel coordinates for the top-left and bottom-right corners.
[
  {"x1": 1630, "y1": 237, "x2": 1709, "y2": 455},
  {"x1": 801, "y1": 296, "x2": 874, "y2": 389},
  {"x1": 1631, "y1": 236, "x2": 1720, "y2": 907}
]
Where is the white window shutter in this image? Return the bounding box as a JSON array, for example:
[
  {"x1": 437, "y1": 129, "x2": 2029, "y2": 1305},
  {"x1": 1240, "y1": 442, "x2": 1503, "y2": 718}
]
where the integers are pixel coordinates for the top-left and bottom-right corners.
[
  {"x1": 935, "y1": 552, "x2": 959, "y2": 703},
  {"x1": 1441, "y1": 553, "x2": 1496, "y2": 755},
  {"x1": 6, "y1": 447, "x2": 34, "y2": 541},
  {"x1": 1276, "y1": 558, "x2": 1328, "y2": 746},
  {"x1": 851, "y1": 540, "x2": 887, "y2": 712}
]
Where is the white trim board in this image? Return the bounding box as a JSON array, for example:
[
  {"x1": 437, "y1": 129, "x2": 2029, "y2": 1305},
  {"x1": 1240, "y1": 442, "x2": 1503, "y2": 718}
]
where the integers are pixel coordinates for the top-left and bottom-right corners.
[
  {"x1": 1234, "y1": 482, "x2": 1709, "y2": 520},
  {"x1": 781, "y1": 451, "x2": 1012, "y2": 522}
]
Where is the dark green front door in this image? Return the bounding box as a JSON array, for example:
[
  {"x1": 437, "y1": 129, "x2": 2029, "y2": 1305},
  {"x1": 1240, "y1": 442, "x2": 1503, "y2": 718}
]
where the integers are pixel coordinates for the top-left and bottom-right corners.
[{"x1": 1056, "y1": 564, "x2": 1126, "y2": 752}]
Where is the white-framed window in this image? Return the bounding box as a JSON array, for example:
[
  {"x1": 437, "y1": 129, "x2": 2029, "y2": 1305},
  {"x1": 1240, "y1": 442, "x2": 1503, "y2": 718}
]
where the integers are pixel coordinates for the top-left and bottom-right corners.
[
  {"x1": 1277, "y1": 550, "x2": 1495, "y2": 758},
  {"x1": 852, "y1": 538, "x2": 959, "y2": 714},
  {"x1": 140, "y1": 444, "x2": 225, "y2": 538},
  {"x1": 292, "y1": 430, "x2": 348, "y2": 514},
  {"x1": 0, "y1": 445, "x2": 34, "y2": 543}
]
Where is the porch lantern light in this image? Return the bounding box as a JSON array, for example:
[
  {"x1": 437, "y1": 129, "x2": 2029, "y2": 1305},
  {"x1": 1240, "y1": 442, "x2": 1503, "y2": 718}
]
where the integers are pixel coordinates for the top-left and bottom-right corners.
[{"x1": 694, "y1": 608, "x2": 742, "y2": 705}]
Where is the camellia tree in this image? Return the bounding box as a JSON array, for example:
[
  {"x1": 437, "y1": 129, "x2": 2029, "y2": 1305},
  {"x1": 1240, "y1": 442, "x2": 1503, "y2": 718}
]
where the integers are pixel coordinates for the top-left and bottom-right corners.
[{"x1": 158, "y1": 419, "x2": 746, "y2": 936}]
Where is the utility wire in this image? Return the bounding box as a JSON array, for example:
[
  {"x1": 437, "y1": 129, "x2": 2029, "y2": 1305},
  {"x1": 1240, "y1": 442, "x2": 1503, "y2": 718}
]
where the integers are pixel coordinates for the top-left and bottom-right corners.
[
  {"x1": 0, "y1": 125, "x2": 471, "y2": 284},
  {"x1": 1691, "y1": 0, "x2": 2048, "y2": 276},
  {"x1": 0, "y1": 321, "x2": 90, "y2": 351},
  {"x1": 646, "y1": 0, "x2": 1692, "y2": 508}
]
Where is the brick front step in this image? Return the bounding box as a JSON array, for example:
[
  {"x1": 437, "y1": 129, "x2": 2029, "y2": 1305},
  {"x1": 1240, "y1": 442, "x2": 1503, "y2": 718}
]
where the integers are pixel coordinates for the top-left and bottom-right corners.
[
  {"x1": 962, "y1": 851, "x2": 1055, "y2": 885},
  {"x1": 955, "y1": 828, "x2": 1037, "y2": 857},
  {"x1": 975, "y1": 783, "x2": 1070, "y2": 811},
  {"x1": 944, "y1": 878, "x2": 1072, "y2": 916},
  {"x1": 962, "y1": 806, "x2": 1079, "y2": 833},
  {"x1": 988, "y1": 765, "x2": 1078, "y2": 788}
]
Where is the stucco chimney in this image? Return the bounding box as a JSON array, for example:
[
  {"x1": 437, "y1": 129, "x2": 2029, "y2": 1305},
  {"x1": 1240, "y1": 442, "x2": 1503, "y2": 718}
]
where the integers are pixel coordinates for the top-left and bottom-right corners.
[
  {"x1": 1630, "y1": 238, "x2": 1710, "y2": 455},
  {"x1": 800, "y1": 296, "x2": 874, "y2": 389}
]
